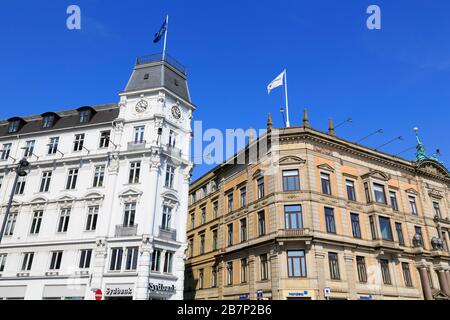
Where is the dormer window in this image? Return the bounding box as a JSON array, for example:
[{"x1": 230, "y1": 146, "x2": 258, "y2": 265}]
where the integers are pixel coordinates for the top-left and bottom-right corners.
[
  {"x1": 80, "y1": 109, "x2": 91, "y2": 123},
  {"x1": 43, "y1": 116, "x2": 54, "y2": 128},
  {"x1": 8, "y1": 118, "x2": 23, "y2": 133}
]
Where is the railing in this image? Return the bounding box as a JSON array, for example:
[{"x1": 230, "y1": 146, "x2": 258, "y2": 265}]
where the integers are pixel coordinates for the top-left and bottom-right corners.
[
  {"x1": 279, "y1": 228, "x2": 310, "y2": 237},
  {"x1": 136, "y1": 53, "x2": 187, "y2": 75},
  {"x1": 159, "y1": 227, "x2": 177, "y2": 241},
  {"x1": 163, "y1": 145, "x2": 182, "y2": 158},
  {"x1": 127, "y1": 140, "x2": 147, "y2": 151},
  {"x1": 115, "y1": 224, "x2": 138, "y2": 237}
]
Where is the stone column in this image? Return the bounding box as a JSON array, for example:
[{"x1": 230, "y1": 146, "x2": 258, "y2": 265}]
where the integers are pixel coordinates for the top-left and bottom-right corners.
[
  {"x1": 314, "y1": 246, "x2": 327, "y2": 300},
  {"x1": 217, "y1": 260, "x2": 224, "y2": 299},
  {"x1": 436, "y1": 268, "x2": 450, "y2": 297},
  {"x1": 134, "y1": 241, "x2": 153, "y2": 300},
  {"x1": 89, "y1": 238, "x2": 108, "y2": 300},
  {"x1": 269, "y1": 245, "x2": 281, "y2": 300},
  {"x1": 248, "y1": 255, "x2": 256, "y2": 300},
  {"x1": 418, "y1": 267, "x2": 433, "y2": 300},
  {"x1": 446, "y1": 270, "x2": 450, "y2": 291},
  {"x1": 343, "y1": 251, "x2": 356, "y2": 300}
]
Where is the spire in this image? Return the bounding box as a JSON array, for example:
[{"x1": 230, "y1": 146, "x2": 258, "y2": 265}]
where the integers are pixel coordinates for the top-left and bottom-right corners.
[
  {"x1": 328, "y1": 118, "x2": 336, "y2": 136},
  {"x1": 414, "y1": 127, "x2": 427, "y2": 162},
  {"x1": 303, "y1": 108, "x2": 310, "y2": 128},
  {"x1": 267, "y1": 113, "x2": 273, "y2": 131}
]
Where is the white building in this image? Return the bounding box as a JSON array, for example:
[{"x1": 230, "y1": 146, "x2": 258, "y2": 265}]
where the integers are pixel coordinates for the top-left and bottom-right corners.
[{"x1": 0, "y1": 54, "x2": 195, "y2": 300}]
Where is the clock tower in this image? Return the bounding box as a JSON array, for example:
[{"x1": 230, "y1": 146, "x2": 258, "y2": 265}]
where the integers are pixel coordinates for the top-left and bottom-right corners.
[{"x1": 113, "y1": 54, "x2": 195, "y2": 300}]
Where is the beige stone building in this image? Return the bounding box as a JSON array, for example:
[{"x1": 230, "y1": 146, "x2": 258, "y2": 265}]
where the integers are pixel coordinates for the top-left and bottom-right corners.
[{"x1": 184, "y1": 112, "x2": 450, "y2": 300}]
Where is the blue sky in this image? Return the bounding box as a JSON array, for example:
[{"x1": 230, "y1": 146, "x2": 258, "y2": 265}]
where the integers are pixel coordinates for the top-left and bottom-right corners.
[{"x1": 0, "y1": 0, "x2": 449, "y2": 180}]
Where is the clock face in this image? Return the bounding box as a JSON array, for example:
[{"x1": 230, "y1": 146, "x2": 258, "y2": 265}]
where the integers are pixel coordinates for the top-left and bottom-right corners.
[
  {"x1": 135, "y1": 100, "x2": 148, "y2": 113},
  {"x1": 171, "y1": 105, "x2": 182, "y2": 120}
]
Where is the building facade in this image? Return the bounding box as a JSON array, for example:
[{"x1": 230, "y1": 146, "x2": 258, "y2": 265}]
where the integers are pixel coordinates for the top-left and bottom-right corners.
[
  {"x1": 185, "y1": 113, "x2": 450, "y2": 300},
  {"x1": 0, "y1": 54, "x2": 194, "y2": 300}
]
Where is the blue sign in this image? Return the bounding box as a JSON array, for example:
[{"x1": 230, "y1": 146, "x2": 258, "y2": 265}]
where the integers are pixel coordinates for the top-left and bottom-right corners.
[
  {"x1": 359, "y1": 295, "x2": 373, "y2": 300},
  {"x1": 256, "y1": 290, "x2": 264, "y2": 298},
  {"x1": 239, "y1": 294, "x2": 250, "y2": 300},
  {"x1": 288, "y1": 291, "x2": 309, "y2": 297}
]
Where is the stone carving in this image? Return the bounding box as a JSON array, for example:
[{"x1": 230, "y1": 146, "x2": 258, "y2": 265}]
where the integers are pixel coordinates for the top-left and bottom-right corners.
[
  {"x1": 431, "y1": 237, "x2": 445, "y2": 251},
  {"x1": 412, "y1": 234, "x2": 423, "y2": 248},
  {"x1": 108, "y1": 152, "x2": 120, "y2": 173},
  {"x1": 113, "y1": 120, "x2": 124, "y2": 133}
]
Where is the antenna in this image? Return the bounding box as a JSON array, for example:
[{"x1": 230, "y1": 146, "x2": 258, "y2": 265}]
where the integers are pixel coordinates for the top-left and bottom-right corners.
[
  {"x1": 335, "y1": 118, "x2": 353, "y2": 130},
  {"x1": 394, "y1": 146, "x2": 416, "y2": 157},
  {"x1": 357, "y1": 129, "x2": 384, "y2": 144},
  {"x1": 375, "y1": 136, "x2": 404, "y2": 151}
]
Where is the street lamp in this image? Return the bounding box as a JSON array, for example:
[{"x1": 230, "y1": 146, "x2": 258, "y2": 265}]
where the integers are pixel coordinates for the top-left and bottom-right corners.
[{"x1": 0, "y1": 158, "x2": 30, "y2": 243}]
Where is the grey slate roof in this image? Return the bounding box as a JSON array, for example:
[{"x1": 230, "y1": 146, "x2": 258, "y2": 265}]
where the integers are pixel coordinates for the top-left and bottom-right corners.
[{"x1": 0, "y1": 104, "x2": 119, "y2": 138}]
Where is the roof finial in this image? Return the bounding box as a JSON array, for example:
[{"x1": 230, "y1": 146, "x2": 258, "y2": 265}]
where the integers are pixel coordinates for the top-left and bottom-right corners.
[
  {"x1": 414, "y1": 127, "x2": 427, "y2": 162},
  {"x1": 267, "y1": 113, "x2": 273, "y2": 131},
  {"x1": 303, "y1": 108, "x2": 310, "y2": 128},
  {"x1": 328, "y1": 118, "x2": 336, "y2": 136}
]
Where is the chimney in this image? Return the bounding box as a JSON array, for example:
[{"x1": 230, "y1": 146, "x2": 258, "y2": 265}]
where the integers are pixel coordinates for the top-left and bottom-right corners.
[
  {"x1": 328, "y1": 118, "x2": 336, "y2": 136},
  {"x1": 303, "y1": 108, "x2": 310, "y2": 128},
  {"x1": 267, "y1": 113, "x2": 273, "y2": 132}
]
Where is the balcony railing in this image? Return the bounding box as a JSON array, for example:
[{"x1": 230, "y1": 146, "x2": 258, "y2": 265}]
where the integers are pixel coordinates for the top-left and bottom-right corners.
[
  {"x1": 279, "y1": 228, "x2": 310, "y2": 238},
  {"x1": 115, "y1": 224, "x2": 138, "y2": 238},
  {"x1": 136, "y1": 53, "x2": 187, "y2": 75},
  {"x1": 128, "y1": 140, "x2": 147, "y2": 151},
  {"x1": 163, "y1": 145, "x2": 182, "y2": 159},
  {"x1": 159, "y1": 227, "x2": 177, "y2": 241}
]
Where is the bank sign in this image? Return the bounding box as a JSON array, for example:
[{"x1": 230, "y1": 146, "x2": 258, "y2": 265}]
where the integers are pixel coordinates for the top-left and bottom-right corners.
[
  {"x1": 105, "y1": 287, "x2": 133, "y2": 297},
  {"x1": 148, "y1": 283, "x2": 176, "y2": 294}
]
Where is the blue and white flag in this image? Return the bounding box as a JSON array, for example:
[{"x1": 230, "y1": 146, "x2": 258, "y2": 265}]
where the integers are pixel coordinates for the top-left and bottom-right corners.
[{"x1": 153, "y1": 18, "x2": 168, "y2": 43}]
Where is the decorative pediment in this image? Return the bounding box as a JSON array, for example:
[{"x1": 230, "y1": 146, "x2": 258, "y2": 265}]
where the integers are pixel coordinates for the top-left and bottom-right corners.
[
  {"x1": 428, "y1": 188, "x2": 443, "y2": 199},
  {"x1": 118, "y1": 187, "x2": 143, "y2": 203},
  {"x1": 30, "y1": 196, "x2": 49, "y2": 204},
  {"x1": 278, "y1": 156, "x2": 306, "y2": 166},
  {"x1": 317, "y1": 163, "x2": 334, "y2": 173},
  {"x1": 162, "y1": 191, "x2": 180, "y2": 209},
  {"x1": 83, "y1": 192, "x2": 105, "y2": 206},
  {"x1": 417, "y1": 160, "x2": 450, "y2": 181},
  {"x1": 361, "y1": 170, "x2": 390, "y2": 181},
  {"x1": 405, "y1": 188, "x2": 419, "y2": 196},
  {"x1": 56, "y1": 195, "x2": 76, "y2": 205},
  {"x1": 252, "y1": 169, "x2": 264, "y2": 179}
]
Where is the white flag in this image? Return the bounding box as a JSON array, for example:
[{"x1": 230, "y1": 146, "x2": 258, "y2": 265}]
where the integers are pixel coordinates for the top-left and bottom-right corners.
[{"x1": 267, "y1": 70, "x2": 285, "y2": 94}]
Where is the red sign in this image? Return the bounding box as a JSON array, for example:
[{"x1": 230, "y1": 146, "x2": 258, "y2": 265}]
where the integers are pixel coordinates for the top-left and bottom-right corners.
[{"x1": 95, "y1": 289, "x2": 103, "y2": 301}]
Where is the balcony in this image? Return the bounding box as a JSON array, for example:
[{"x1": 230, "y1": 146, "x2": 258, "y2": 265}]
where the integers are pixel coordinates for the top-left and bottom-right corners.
[
  {"x1": 115, "y1": 224, "x2": 138, "y2": 238},
  {"x1": 279, "y1": 228, "x2": 310, "y2": 238},
  {"x1": 163, "y1": 145, "x2": 182, "y2": 159},
  {"x1": 128, "y1": 140, "x2": 147, "y2": 151},
  {"x1": 159, "y1": 227, "x2": 177, "y2": 241},
  {"x1": 136, "y1": 53, "x2": 187, "y2": 75}
]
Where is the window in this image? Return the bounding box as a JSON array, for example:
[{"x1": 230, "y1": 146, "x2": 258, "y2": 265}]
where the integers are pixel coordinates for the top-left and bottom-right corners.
[
  {"x1": 213, "y1": 201, "x2": 218, "y2": 219},
  {"x1": 409, "y1": 196, "x2": 418, "y2": 215},
  {"x1": 189, "y1": 239, "x2": 194, "y2": 258},
  {"x1": 110, "y1": 248, "x2": 123, "y2": 271},
  {"x1": 258, "y1": 211, "x2": 266, "y2": 236},
  {"x1": 201, "y1": 207, "x2": 206, "y2": 224},
  {"x1": 48, "y1": 137, "x2": 59, "y2": 155},
  {"x1": 402, "y1": 262, "x2": 413, "y2": 287},
  {"x1": 43, "y1": 115, "x2": 55, "y2": 128},
  {"x1": 30, "y1": 211, "x2": 43, "y2": 235},
  {"x1": 39, "y1": 171, "x2": 52, "y2": 192},
  {"x1": 200, "y1": 234, "x2": 205, "y2": 254},
  {"x1": 211, "y1": 266, "x2": 218, "y2": 288},
  {"x1": 257, "y1": 177, "x2": 265, "y2": 199},
  {"x1": 373, "y1": 183, "x2": 386, "y2": 204},
  {"x1": 161, "y1": 206, "x2": 172, "y2": 230},
  {"x1": 328, "y1": 252, "x2": 340, "y2": 280},
  {"x1": 227, "y1": 193, "x2": 234, "y2": 213},
  {"x1": 151, "y1": 250, "x2": 161, "y2": 272},
  {"x1": 79, "y1": 249, "x2": 92, "y2": 269},
  {"x1": 321, "y1": 173, "x2": 331, "y2": 195},
  {"x1": 0, "y1": 254, "x2": 6, "y2": 272},
  {"x1": 85, "y1": 206, "x2": 99, "y2": 231},
  {"x1": 15, "y1": 176, "x2": 26, "y2": 195},
  {"x1": 129, "y1": 162, "x2": 141, "y2": 184},
  {"x1": 133, "y1": 126, "x2": 145, "y2": 143},
  {"x1": 163, "y1": 252, "x2": 174, "y2": 273},
  {"x1": 351, "y1": 213, "x2": 361, "y2": 239},
  {"x1": 226, "y1": 262, "x2": 233, "y2": 285},
  {"x1": 99, "y1": 131, "x2": 110, "y2": 148},
  {"x1": 364, "y1": 182, "x2": 371, "y2": 203},
  {"x1": 58, "y1": 209, "x2": 71, "y2": 233},
  {"x1": 369, "y1": 216, "x2": 377, "y2": 240},
  {"x1": 190, "y1": 212, "x2": 195, "y2": 229},
  {"x1": 227, "y1": 224, "x2": 233, "y2": 247},
  {"x1": 240, "y1": 219, "x2": 247, "y2": 242},
  {"x1": 123, "y1": 203, "x2": 136, "y2": 227},
  {"x1": 395, "y1": 223, "x2": 405, "y2": 246},
  {"x1": 0, "y1": 175, "x2": 3, "y2": 190},
  {"x1": 285, "y1": 205, "x2": 303, "y2": 230},
  {"x1": 49, "y1": 251, "x2": 63, "y2": 270},
  {"x1": 66, "y1": 169, "x2": 78, "y2": 190},
  {"x1": 93, "y1": 166, "x2": 105, "y2": 188},
  {"x1": 346, "y1": 180, "x2": 356, "y2": 201},
  {"x1": 356, "y1": 256, "x2": 367, "y2": 283},
  {"x1": 380, "y1": 259, "x2": 391, "y2": 285},
  {"x1": 169, "y1": 130, "x2": 176, "y2": 148},
  {"x1": 240, "y1": 187, "x2": 247, "y2": 208},
  {"x1": 260, "y1": 254, "x2": 269, "y2": 280},
  {"x1": 8, "y1": 120, "x2": 21, "y2": 133},
  {"x1": 414, "y1": 226, "x2": 424, "y2": 247},
  {"x1": 379, "y1": 216, "x2": 393, "y2": 241},
  {"x1": 433, "y1": 202, "x2": 441, "y2": 219},
  {"x1": 125, "y1": 247, "x2": 139, "y2": 271},
  {"x1": 212, "y1": 230, "x2": 218, "y2": 251},
  {"x1": 79, "y1": 109, "x2": 91, "y2": 123},
  {"x1": 287, "y1": 251, "x2": 307, "y2": 278},
  {"x1": 390, "y1": 191, "x2": 399, "y2": 211},
  {"x1": 198, "y1": 269, "x2": 204, "y2": 289},
  {"x1": 164, "y1": 165, "x2": 175, "y2": 189},
  {"x1": 283, "y1": 170, "x2": 300, "y2": 191},
  {"x1": 1, "y1": 143, "x2": 11, "y2": 160},
  {"x1": 240, "y1": 258, "x2": 248, "y2": 283},
  {"x1": 21, "y1": 253, "x2": 34, "y2": 271},
  {"x1": 325, "y1": 207, "x2": 336, "y2": 234},
  {"x1": 23, "y1": 140, "x2": 35, "y2": 158},
  {"x1": 4, "y1": 213, "x2": 17, "y2": 236},
  {"x1": 73, "y1": 134, "x2": 85, "y2": 152}
]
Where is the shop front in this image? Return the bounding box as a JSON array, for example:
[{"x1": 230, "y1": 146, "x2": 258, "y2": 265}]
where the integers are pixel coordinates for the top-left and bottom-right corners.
[
  {"x1": 104, "y1": 284, "x2": 134, "y2": 300},
  {"x1": 148, "y1": 282, "x2": 176, "y2": 300},
  {"x1": 0, "y1": 286, "x2": 26, "y2": 300}
]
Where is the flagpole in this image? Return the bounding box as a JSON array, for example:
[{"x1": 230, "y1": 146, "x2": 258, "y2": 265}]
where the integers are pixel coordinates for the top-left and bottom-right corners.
[
  {"x1": 284, "y1": 69, "x2": 291, "y2": 128},
  {"x1": 162, "y1": 15, "x2": 169, "y2": 61}
]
